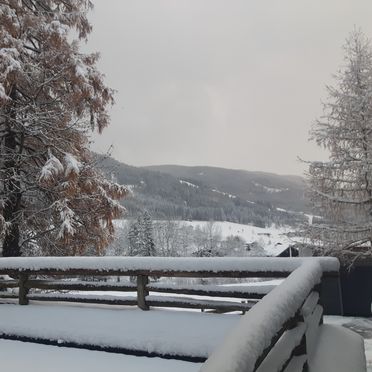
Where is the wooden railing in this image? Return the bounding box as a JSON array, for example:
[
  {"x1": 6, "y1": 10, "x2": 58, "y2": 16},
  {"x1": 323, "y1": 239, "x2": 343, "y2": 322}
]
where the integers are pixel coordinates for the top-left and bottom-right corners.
[
  {"x1": 201, "y1": 260, "x2": 332, "y2": 372},
  {"x1": 0, "y1": 257, "x2": 338, "y2": 313},
  {"x1": 0, "y1": 256, "x2": 340, "y2": 371}
]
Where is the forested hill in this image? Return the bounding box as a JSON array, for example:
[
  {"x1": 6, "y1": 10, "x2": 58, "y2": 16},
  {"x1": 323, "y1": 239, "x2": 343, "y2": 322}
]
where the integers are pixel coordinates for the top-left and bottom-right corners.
[
  {"x1": 96, "y1": 156, "x2": 309, "y2": 227},
  {"x1": 145, "y1": 165, "x2": 307, "y2": 212}
]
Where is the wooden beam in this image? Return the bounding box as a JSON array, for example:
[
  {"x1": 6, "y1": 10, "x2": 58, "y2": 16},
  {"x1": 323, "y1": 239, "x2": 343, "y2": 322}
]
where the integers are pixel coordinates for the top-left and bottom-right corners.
[
  {"x1": 28, "y1": 294, "x2": 138, "y2": 307},
  {"x1": 147, "y1": 285, "x2": 269, "y2": 299},
  {"x1": 146, "y1": 296, "x2": 254, "y2": 312},
  {"x1": 0, "y1": 280, "x2": 19, "y2": 289},
  {"x1": 0, "y1": 269, "x2": 291, "y2": 278},
  {"x1": 25, "y1": 280, "x2": 137, "y2": 292}
]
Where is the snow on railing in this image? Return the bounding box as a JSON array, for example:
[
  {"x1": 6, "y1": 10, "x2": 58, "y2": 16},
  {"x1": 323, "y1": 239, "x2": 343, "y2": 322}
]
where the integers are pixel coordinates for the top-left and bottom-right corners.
[
  {"x1": 200, "y1": 260, "x2": 326, "y2": 372},
  {"x1": 0, "y1": 256, "x2": 339, "y2": 369},
  {"x1": 0, "y1": 256, "x2": 339, "y2": 274}
]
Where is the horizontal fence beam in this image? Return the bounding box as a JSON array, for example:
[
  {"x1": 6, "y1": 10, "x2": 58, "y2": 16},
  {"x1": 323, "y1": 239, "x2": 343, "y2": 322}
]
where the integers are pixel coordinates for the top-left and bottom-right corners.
[
  {"x1": 0, "y1": 268, "x2": 340, "y2": 279},
  {"x1": 147, "y1": 284, "x2": 272, "y2": 299},
  {"x1": 0, "y1": 256, "x2": 340, "y2": 276},
  {"x1": 25, "y1": 280, "x2": 137, "y2": 292},
  {"x1": 27, "y1": 294, "x2": 138, "y2": 307},
  {"x1": 0, "y1": 269, "x2": 292, "y2": 277},
  {"x1": 0, "y1": 333, "x2": 207, "y2": 363}
]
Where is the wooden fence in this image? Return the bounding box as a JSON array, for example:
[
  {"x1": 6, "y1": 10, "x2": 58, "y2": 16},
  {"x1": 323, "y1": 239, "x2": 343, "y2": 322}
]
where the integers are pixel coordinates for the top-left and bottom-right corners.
[
  {"x1": 0, "y1": 257, "x2": 340, "y2": 371},
  {"x1": 200, "y1": 260, "x2": 329, "y2": 372}
]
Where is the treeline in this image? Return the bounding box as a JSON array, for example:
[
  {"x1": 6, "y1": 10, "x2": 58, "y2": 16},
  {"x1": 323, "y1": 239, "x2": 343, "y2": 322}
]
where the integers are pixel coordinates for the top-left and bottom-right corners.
[
  {"x1": 123, "y1": 194, "x2": 299, "y2": 228},
  {"x1": 107, "y1": 215, "x2": 267, "y2": 258}
]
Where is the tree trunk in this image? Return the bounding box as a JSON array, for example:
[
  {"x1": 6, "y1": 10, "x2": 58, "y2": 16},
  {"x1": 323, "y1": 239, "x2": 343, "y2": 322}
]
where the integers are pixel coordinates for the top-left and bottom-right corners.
[{"x1": 2, "y1": 86, "x2": 21, "y2": 257}]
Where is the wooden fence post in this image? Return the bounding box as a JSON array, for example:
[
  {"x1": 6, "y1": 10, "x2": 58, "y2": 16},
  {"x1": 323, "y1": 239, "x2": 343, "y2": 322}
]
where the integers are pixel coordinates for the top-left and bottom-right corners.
[
  {"x1": 137, "y1": 275, "x2": 149, "y2": 311},
  {"x1": 18, "y1": 273, "x2": 29, "y2": 305}
]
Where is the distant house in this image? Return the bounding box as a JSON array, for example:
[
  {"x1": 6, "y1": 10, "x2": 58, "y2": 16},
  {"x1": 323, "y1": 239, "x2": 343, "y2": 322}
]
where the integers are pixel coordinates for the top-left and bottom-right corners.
[{"x1": 276, "y1": 245, "x2": 299, "y2": 257}]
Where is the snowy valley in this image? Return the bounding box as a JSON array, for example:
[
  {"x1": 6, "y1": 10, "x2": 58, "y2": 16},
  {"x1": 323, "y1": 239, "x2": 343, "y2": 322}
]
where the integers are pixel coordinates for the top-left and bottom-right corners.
[{"x1": 112, "y1": 219, "x2": 299, "y2": 258}]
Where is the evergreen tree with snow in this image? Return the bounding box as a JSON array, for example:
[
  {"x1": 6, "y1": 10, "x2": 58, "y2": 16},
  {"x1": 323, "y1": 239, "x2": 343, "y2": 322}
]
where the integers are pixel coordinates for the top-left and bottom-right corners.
[
  {"x1": 127, "y1": 211, "x2": 156, "y2": 257},
  {"x1": 128, "y1": 220, "x2": 140, "y2": 256},
  {"x1": 307, "y1": 30, "x2": 372, "y2": 262},
  {"x1": 140, "y1": 210, "x2": 156, "y2": 256},
  {"x1": 0, "y1": 1, "x2": 127, "y2": 256}
]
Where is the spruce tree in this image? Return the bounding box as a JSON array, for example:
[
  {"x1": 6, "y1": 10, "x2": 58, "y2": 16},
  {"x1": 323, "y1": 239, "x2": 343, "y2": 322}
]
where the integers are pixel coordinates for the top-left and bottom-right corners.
[
  {"x1": 128, "y1": 221, "x2": 139, "y2": 256},
  {"x1": 127, "y1": 211, "x2": 156, "y2": 257},
  {"x1": 140, "y1": 210, "x2": 156, "y2": 256}
]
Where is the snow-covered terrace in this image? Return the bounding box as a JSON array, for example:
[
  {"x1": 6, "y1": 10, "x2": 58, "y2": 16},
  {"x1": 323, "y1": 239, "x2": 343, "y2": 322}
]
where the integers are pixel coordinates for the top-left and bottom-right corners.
[{"x1": 0, "y1": 256, "x2": 365, "y2": 372}]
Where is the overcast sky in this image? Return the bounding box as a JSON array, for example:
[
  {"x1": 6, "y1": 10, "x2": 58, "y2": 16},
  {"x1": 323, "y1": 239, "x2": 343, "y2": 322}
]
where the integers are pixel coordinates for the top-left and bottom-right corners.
[{"x1": 87, "y1": 0, "x2": 372, "y2": 176}]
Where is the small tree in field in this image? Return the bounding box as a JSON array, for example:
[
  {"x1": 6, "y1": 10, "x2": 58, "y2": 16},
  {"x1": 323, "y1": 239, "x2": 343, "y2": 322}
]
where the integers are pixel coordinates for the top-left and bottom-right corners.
[
  {"x1": 0, "y1": 1, "x2": 127, "y2": 256},
  {"x1": 307, "y1": 30, "x2": 372, "y2": 263},
  {"x1": 128, "y1": 211, "x2": 156, "y2": 257},
  {"x1": 192, "y1": 221, "x2": 222, "y2": 257}
]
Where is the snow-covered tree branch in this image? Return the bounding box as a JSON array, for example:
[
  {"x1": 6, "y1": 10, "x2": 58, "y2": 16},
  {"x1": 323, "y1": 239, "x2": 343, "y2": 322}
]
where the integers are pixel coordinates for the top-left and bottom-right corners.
[
  {"x1": 307, "y1": 29, "x2": 372, "y2": 263},
  {"x1": 0, "y1": 1, "x2": 128, "y2": 256}
]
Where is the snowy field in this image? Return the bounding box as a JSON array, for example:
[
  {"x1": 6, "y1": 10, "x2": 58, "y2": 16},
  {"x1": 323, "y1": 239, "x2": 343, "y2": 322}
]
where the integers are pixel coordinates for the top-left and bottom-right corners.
[
  {"x1": 181, "y1": 220, "x2": 295, "y2": 256},
  {"x1": 115, "y1": 219, "x2": 297, "y2": 256}
]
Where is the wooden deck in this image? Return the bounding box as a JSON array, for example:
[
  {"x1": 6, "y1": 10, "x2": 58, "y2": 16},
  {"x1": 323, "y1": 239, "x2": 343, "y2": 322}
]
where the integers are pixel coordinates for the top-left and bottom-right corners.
[{"x1": 0, "y1": 256, "x2": 350, "y2": 372}]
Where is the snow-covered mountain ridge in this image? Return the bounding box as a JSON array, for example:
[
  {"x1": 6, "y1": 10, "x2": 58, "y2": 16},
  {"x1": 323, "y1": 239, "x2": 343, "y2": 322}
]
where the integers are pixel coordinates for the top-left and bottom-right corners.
[{"x1": 97, "y1": 156, "x2": 309, "y2": 227}]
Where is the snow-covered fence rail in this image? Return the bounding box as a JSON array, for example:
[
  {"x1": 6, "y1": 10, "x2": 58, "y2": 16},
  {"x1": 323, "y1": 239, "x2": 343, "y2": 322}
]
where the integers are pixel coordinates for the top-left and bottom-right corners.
[
  {"x1": 0, "y1": 257, "x2": 341, "y2": 369},
  {"x1": 201, "y1": 260, "x2": 334, "y2": 372},
  {"x1": 0, "y1": 257, "x2": 340, "y2": 315}
]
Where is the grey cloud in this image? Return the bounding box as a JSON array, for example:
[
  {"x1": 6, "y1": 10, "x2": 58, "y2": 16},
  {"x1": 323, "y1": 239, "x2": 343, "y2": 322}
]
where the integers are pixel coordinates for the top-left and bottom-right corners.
[{"x1": 88, "y1": 0, "x2": 372, "y2": 175}]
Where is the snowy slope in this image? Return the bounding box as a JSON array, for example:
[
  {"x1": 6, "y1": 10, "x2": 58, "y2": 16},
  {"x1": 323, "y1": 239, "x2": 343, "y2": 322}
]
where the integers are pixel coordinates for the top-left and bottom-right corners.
[
  {"x1": 115, "y1": 219, "x2": 298, "y2": 256},
  {"x1": 182, "y1": 220, "x2": 295, "y2": 256}
]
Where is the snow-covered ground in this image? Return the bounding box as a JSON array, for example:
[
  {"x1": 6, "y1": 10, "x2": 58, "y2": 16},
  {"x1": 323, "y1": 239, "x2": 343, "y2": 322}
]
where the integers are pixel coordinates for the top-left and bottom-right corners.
[
  {"x1": 115, "y1": 219, "x2": 297, "y2": 256},
  {"x1": 0, "y1": 301, "x2": 368, "y2": 371},
  {"x1": 325, "y1": 316, "x2": 372, "y2": 371},
  {"x1": 0, "y1": 303, "x2": 239, "y2": 359},
  {"x1": 181, "y1": 220, "x2": 295, "y2": 256},
  {"x1": 0, "y1": 339, "x2": 201, "y2": 372}
]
